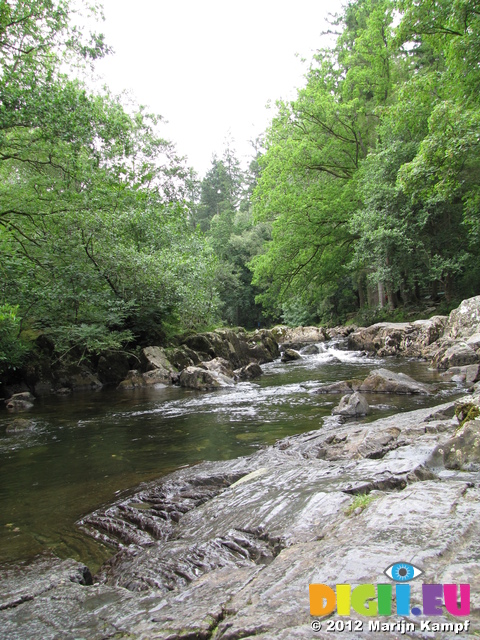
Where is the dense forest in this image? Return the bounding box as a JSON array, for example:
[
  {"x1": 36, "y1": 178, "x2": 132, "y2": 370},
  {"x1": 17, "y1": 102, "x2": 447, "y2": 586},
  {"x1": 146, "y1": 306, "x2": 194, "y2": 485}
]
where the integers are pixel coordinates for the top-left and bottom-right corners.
[{"x1": 1, "y1": 0, "x2": 479, "y2": 378}]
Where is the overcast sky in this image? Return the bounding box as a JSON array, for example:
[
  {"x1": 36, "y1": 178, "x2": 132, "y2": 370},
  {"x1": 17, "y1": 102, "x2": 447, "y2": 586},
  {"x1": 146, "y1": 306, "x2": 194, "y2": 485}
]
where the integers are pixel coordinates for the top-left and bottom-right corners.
[{"x1": 91, "y1": 1, "x2": 344, "y2": 176}]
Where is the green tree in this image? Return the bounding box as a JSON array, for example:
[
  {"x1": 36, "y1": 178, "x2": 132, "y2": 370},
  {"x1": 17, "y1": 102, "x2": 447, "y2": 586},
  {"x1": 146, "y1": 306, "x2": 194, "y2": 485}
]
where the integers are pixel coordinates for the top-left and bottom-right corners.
[
  {"x1": 251, "y1": 0, "x2": 397, "y2": 321},
  {"x1": 0, "y1": 0, "x2": 221, "y2": 368}
]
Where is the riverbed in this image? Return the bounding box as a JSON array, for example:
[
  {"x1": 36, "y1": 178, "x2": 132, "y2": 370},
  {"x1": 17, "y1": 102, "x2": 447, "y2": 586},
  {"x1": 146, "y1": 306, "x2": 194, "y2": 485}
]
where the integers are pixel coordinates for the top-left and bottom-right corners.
[{"x1": 0, "y1": 339, "x2": 463, "y2": 571}]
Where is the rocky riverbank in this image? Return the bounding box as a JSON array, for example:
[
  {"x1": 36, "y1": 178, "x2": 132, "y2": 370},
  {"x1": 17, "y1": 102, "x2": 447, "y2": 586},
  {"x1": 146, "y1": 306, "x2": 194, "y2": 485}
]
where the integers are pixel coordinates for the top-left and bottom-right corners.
[
  {"x1": 2, "y1": 299, "x2": 480, "y2": 639},
  {"x1": 348, "y1": 296, "x2": 480, "y2": 377},
  {"x1": 2, "y1": 323, "x2": 343, "y2": 409},
  {"x1": 1, "y1": 390, "x2": 480, "y2": 638}
]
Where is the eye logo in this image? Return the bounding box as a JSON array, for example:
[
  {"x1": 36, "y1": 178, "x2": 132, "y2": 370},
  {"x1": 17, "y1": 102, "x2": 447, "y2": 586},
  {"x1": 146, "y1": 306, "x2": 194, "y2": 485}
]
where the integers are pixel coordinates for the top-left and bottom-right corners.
[{"x1": 384, "y1": 562, "x2": 423, "y2": 582}]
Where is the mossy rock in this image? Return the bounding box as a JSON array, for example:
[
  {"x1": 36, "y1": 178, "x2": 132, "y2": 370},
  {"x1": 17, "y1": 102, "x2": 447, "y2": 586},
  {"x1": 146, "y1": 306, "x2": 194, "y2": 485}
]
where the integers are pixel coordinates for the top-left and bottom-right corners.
[{"x1": 455, "y1": 402, "x2": 480, "y2": 429}]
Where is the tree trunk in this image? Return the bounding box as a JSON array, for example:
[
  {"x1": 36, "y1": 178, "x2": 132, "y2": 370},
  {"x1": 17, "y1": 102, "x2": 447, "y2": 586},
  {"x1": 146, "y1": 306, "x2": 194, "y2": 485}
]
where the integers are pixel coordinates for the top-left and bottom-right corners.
[
  {"x1": 357, "y1": 274, "x2": 366, "y2": 308},
  {"x1": 377, "y1": 281, "x2": 385, "y2": 308},
  {"x1": 386, "y1": 285, "x2": 396, "y2": 311}
]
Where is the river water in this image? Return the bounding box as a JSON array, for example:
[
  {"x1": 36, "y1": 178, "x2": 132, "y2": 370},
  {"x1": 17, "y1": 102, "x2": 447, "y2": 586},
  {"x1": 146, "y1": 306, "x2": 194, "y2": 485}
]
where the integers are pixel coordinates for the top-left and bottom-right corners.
[{"x1": 0, "y1": 340, "x2": 463, "y2": 571}]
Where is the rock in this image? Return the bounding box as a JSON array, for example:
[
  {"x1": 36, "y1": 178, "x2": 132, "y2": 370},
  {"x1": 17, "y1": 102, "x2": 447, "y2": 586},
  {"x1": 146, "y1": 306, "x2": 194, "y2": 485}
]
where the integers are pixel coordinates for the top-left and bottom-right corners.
[
  {"x1": 234, "y1": 362, "x2": 263, "y2": 380},
  {"x1": 317, "y1": 369, "x2": 430, "y2": 396},
  {"x1": 466, "y1": 363, "x2": 480, "y2": 385},
  {"x1": 301, "y1": 344, "x2": 320, "y2": 355},
  {"x1": 439, "y1": 418, "x2": 480, "y2": 470},
  {"x1": 32, "y1": 380, "x2": 55, "y2": 395},
  {"x1": 246, "y1": 329, "x2": 280, "y2": 363},
  {"x1": 441, "y1": 364, "x2": 480, "y2": 386},
  {"x1": 444, "y1": 295, "x2": 480, "y2": 340},
  {"x1": 199, "y1": 357, "x2": 234, "y2": 378},
  {"x1": 141, "y1": 346, "x2": 177, "y2": 374},
  {"x1": 181, "y1": 329, "x2": 279, "y2": 369},
  {"x1": 358, "y1": 368, "x2": 431, "y2": 394},
  {"x1": 142, "y1": 369, "x2": 173, "y2": 386},
  {"x1": 277, "y1": 325, "x2": 328, "y2": 350},
  {"x1": 314, "y1": 380, "x2": 362, "y2": 394},
  {"x1": 58, "y1": 365, "x2": 103, "y2": 391},
  {"x1": 6, "y1": 418, "x2": 35, "y2": 433},
  {"x1": 348, "y1": 316, "x2": 447, "y2": 357},
  {"x1": 281, "y1": 348, "x2": 302, "y2": 362},
  {"x1": 182, "y1": 333, "x2": 215, "y2": 356},
  {"x1": 97, "y1": 351, "x2": 132, "y2": 385},
  {"x1": 179, "y1": 366, "x2": 234, "y2": 390},
  {"x1": 433, "y1": 342, "x2": 479, "y2": 369},
  {"x1": 332, "y1": 392, "x2": 369, "y2": 417},
  {"x1": 164, "y1": 345, "x2": 201, "y2": 370},
  {"x1": 5, "y1": 391, "x2": 35, "y2": 411},
  {"x1": 466, "y1": 332, "x2": 480, "y2": 350},
  {"x1": 117, "y1": 370, "x2": 146, "y2": 390},
  {"x1": 327, "y1": 325, "x2": 357, "y2": 338},
  {"x1": 55, "y1": 387, "x2": 72, "y2": 395}
]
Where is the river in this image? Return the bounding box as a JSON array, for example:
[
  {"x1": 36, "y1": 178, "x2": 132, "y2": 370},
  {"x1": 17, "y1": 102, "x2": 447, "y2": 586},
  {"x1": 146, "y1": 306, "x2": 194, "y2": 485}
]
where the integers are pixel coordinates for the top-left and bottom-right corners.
[{"x1": 0, "y1": 339, "x2": 463, "y2": 572}]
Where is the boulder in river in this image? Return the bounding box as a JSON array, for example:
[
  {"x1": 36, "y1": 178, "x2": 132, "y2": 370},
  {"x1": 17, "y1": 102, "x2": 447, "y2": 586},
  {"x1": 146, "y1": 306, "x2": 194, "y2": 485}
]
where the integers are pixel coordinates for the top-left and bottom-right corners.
[
  {"x1": 141, "y1": 346, "x2": 177, "y2": 375},
  {"x1": 164, "y1": 345, "x2": 201, "y2": 370},
  {"x1": 358, "y1": 367, "x2": 431, "y2": 394},
  {"x1": 433, "y1": 342, "x2": 479, "y2": 370},
  {"x1": 315, "y1": 379, "x2": 362, "y2": 394},
  {"x1": 348, "y1": 317, "x2": 447, "y2": 357},
  {"x1": 332, "y1": 391, "x2": 369, "y2": 417},
  {"x1": 57, "y1": 364, "x2": 103, "y2": 391},
  {"x1": 234, "y1": 362, "x2": 263, "y2": 380},
  {"x1": 5, "y1": 391, "x2": 35, "y2": 411},
  {"x1": 273, "y1": 325, "x2": 328, "y2": 350},
  {"x1": 6, "y1": 418, "x2": 35, "y2": 433},
  {"x1": 281, "y1": 348, "x2": 302, "y2": 362},
  {"x1": 316, "y1": 369, "x2": 430, "y2": 395},
  {"x1": 199, "y1": 356, "x2": 234, "y2": 378},
  {"x1": 117, "y1": 369, "x2": 146, "y2": 390},
  {"x1": 179, "y1": 366, "x2": 234, "y2": 390},
  {"x1": 301, "y1": 344, "x2": 321, "y2": 355},
  {"x1": 97, "y1": 351, "x2": 132, "y2": 385}
]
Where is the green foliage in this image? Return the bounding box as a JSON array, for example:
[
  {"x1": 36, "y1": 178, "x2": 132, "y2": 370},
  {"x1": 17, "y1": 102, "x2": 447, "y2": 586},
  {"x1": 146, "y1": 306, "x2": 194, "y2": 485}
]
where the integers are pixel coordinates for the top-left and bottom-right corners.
[
  {"x1": 196, "y1": 143, "x2": 268, "y2": 328},
  {"x1": 0, "y1": 0, "x2": 220, "y2": 367},
  {"x1": 455, "y1": 403, "x2": 480, "y2": 430},
  {"x1": 0, "y1": 304, "x2": 29, "y2": 374},
  {"x1": 345, "y1": 493, "x2": 378, "y2": 516},
  {"x1": 249, "y1": 0, "x2": 480, "y2": 321}
]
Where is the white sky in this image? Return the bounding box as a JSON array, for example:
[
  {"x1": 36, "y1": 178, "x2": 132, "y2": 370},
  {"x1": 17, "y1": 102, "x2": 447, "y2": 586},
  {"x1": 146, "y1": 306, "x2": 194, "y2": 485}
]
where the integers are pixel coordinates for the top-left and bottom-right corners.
[{"x1": 91, "y1": 1, "x2": 344, "y2": 177}]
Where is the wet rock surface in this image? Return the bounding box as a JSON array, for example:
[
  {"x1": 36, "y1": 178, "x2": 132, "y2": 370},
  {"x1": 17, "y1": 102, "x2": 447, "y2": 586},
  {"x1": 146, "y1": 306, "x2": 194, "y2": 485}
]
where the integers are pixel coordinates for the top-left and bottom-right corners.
[
  {"x1": 2, "y1": 395, "x2": 480, "y2": 639},
  {"x1": 332, "y1": 391, "x2": 369, "y2": 417},
  {"x1": 5, "y1": 417, "x2": 35, "y2": 433},
  {"x1": 5, "y1": 391, "x2": 35, "y2": 411},
  {"x1": 273, "y1": 325, "x2": 328, "y2": 350},
  {"x1": 281, "y1": 348, "x2": 302, "y2": 362},
  {"x1": 358, "y1": 368, "x2": 431, "y2": 395},
  {"x1": 234, "y1": 362, "x2": 263, "y2": 380},
  {"x1": 179, "y1": 365, "x2": 235, "y2": 390},
  {"x1": 347, "y1": 296, "x2": 480, "y2": 376},
  {"x1": 315, "y1": 368, "x2": 431, "y2": 395}
]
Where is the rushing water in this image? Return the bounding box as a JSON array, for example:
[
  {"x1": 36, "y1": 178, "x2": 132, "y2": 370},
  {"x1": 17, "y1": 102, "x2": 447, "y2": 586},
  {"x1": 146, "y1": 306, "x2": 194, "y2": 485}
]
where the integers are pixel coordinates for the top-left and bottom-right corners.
[{"x1": 0, "y1": 340, "x2": 464, "y2": 571}]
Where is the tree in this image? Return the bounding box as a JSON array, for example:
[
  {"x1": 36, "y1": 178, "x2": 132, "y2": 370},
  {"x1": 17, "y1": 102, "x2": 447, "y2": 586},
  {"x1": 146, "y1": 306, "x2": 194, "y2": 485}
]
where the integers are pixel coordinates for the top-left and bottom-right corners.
[
  {"x1": 0, "y1": 0, "x2": 221, "y2": 369},
  {"x1": 251, "y1": 0, "x2": 397, "y2": 322}
]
